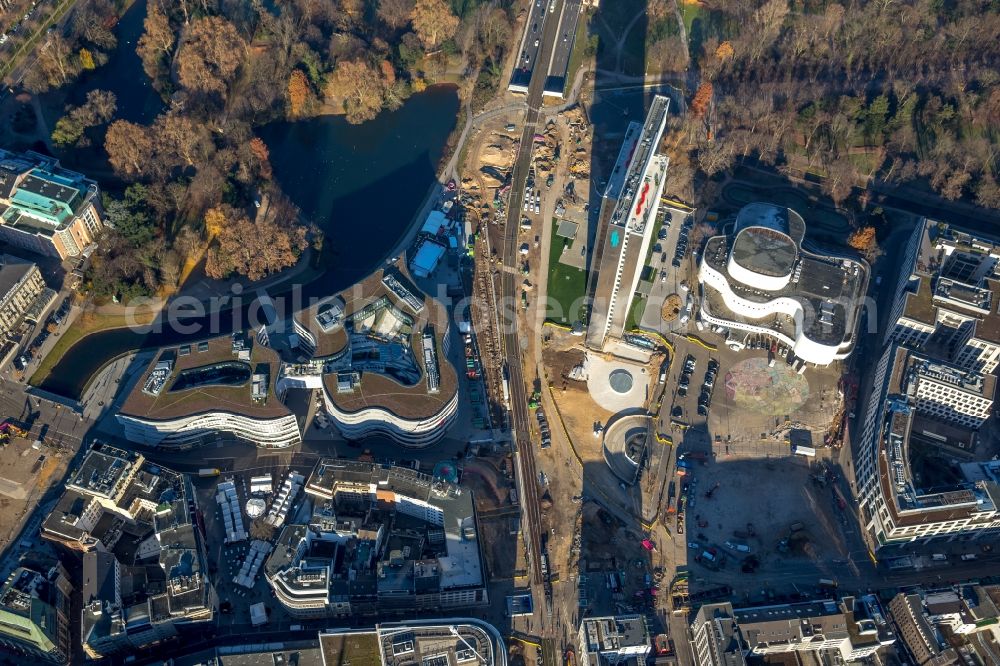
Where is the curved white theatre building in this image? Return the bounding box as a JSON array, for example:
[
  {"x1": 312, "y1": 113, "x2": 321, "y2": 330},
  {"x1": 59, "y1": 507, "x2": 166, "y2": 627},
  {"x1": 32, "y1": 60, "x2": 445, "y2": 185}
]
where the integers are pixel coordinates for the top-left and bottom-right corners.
[
  {"x1": 117, "y1": 332, "x2": 301, "y2": 449},
  {"x1": 286, "y1": 266, "x2": 459, "y2": 448},
  {"x1": 698, "y1": 203, "x2": 868, "y2": 366}
]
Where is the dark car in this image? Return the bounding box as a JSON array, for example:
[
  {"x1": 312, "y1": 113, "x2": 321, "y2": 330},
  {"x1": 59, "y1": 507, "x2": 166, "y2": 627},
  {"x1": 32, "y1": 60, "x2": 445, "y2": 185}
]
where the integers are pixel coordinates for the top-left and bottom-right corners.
[
  {"x1": 660, "y1": 252, "x2": 667, "y2": 263},
  {"x1": 671, "y1": 405, "x2": 683, "y2": 418},
  {"x1": 678, "y1": 384, "x2": 688, "y2": 397},
  {"x1": 698, "y1": 404, "x2": 708, "y2": 416},
  {"x1": 672, "y1": 257, "x2": 682, "y2": 268},
  {"x1": 653, "y1": 243, "x2": 662, "y2": 253}
]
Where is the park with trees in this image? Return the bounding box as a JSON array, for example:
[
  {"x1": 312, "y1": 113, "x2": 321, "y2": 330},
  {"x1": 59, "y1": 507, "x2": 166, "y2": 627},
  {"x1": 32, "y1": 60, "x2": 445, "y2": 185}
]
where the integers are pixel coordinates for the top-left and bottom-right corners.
[{"x1": 28, "y1": 0, "x2": 517, "y2": 299}]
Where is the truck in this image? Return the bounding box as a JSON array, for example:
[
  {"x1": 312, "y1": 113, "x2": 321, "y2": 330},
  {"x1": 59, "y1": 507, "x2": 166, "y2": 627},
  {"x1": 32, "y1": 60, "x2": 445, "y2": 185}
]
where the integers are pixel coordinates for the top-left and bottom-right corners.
[
  {"x1": 725, "y1": 541, "x2": 751, "y2": 554},
  {"x1": 198, "y1": 468, "x2": 221, "y2": 477}
]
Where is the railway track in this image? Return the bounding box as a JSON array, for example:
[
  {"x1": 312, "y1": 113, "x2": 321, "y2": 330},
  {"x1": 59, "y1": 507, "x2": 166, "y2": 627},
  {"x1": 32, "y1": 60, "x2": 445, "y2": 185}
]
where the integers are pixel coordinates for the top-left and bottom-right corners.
[{"x1": 499, "y1": 0, "x2": 568, "y2": 589}]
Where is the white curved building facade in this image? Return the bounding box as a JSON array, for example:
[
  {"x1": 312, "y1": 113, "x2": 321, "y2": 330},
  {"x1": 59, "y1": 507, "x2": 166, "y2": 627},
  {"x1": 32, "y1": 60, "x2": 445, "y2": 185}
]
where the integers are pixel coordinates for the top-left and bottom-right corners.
[
  {"x1": 697, "y1": 203, "x2": 867, "y2": 367},
  {"x1": 323, "y1": 389, "x2": 459, "y2": 448},
  {"x1": 117, "y1": 410, "x2": 301, "y2": 450}
]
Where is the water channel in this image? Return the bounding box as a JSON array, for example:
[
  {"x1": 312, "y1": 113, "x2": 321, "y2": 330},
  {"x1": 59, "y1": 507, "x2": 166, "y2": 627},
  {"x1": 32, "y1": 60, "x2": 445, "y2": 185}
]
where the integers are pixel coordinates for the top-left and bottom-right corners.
[{"x1": 36, "y1": 1, "x2": 460, "y2": 399}]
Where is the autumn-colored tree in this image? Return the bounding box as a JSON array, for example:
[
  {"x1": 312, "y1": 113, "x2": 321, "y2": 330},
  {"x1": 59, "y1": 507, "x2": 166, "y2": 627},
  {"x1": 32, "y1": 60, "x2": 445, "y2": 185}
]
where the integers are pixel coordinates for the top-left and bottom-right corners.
[
  {"x1": 325, "y1": 59, "x2": 386, "y2": 124},
  {"x1": 203, "y1": 205, "x2": 232, "y2": 240},
  {"x1": 378, "y1": 0, "x2": 415, "y2": 29},
  {"x1": 691, "y1": 82, "x2": 713, "y2": 117},
  {"x1": 410, "y1": 0, "x2": 458, "y2": 50},
  {"x1": 153, "y1": 114, "x2": 213, "y2": 168},
  {"x1": 136, "y1": 3, "x2": 176, "y2": 82},
  {"x1": 379, "y1": 60, "x2": 396, "y2": 86},
  {"x1": 25, "y1": 33, "x2": 81, "y2": 92},
  {"x1": 715, "y1": 41, "x2": 735, "y2": 60},
  {"x1": 105, "y1": 120, "x2": 154, "y2": 179},
  {"x1": 286, "y1": 69, "x2": 312, "y2": 117},
  {"x1": 51, "y1": 89, "x2": 117, "y2": 147},
  {"x1": 248, "y1": 138, "x2": 273, "y2": 180},
  {"x1": 176, "y1": 16, "x2": 245, "y2": 95},
  {"x1": 206, "y1": 215, "x2": 308, "y2": 281},
  {"x1": 79, "y1": 48, "x2": 96, "y2": 70},
  {"x1": 847, "y1": 226, "x2": 879, "y2": 261}
]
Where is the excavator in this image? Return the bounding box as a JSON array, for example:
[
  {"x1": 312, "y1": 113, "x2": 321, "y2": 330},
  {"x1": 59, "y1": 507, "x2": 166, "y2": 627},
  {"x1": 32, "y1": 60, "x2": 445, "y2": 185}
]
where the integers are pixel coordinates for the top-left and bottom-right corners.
[{"x1": 0, "y1": 419, "x2": 28, "y2": 446}]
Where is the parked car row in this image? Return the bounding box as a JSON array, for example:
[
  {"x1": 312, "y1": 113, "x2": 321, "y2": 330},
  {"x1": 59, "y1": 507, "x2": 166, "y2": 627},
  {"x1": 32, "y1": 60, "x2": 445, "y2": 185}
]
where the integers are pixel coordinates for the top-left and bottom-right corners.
[
  {"x1": 522, "y1": 187, "x2": 541, "y2": 215},
  {"x1": 698, "y1": 359, "x2": 719, "y2": 416},
  {"x1": 671, "y1": 215, "x2": 695, "y2": 267},
  {"x1": 678, "y1": 354, "x2": 697, "y2": 397},
  {"x1": 536, "y1": 408, "x2": 551, "y2": 449},
  {"x1": 12, "y1": 298, "x2": 68, "y2": 372},
  {"x1": 0, "y1": 1, "x2": 42, "y2": 46}
]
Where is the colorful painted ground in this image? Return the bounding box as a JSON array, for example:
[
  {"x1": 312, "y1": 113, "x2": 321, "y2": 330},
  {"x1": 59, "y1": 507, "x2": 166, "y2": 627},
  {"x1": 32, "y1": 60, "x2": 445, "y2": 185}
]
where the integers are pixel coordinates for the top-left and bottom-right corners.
[{"x1": 724, "y1": 357, "x2": 810, "y2": 415}]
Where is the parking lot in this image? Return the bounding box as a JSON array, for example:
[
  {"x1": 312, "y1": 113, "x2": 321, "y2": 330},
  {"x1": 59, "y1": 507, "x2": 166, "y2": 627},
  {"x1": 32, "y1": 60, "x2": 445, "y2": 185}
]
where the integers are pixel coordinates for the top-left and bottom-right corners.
[{"x1": 669, "y1": 454, "x2": 860, "y2": 603}]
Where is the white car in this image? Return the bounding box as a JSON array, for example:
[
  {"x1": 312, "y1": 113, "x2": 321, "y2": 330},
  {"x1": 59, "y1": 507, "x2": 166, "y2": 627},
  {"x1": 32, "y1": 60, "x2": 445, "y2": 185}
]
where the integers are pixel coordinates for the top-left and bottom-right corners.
[{"x1": 534, "y1": 201, "x2": 540, "y2": 214}]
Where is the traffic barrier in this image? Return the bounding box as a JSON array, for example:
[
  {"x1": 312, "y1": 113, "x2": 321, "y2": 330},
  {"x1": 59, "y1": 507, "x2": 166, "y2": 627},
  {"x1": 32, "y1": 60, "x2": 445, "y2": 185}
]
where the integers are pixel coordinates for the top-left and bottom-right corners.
[{"x1": 685, "y1": 334, "x2": 716, "y2": 351}]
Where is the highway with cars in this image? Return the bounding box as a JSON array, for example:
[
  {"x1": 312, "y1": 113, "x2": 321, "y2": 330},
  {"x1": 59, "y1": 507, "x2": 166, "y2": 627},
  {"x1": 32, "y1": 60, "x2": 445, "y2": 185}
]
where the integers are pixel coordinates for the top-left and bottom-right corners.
[
  {"x1": 541, "y1": 0, "x2": 582, "y2": 96},
  {"x1": 509, "y1": 0, "x2": 552, "y2": 93}
]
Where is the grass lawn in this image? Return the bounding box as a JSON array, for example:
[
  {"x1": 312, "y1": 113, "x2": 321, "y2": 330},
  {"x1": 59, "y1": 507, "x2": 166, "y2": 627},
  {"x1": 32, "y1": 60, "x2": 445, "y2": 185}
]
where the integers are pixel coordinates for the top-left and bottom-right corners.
[
  {"x1": 565, "y1": 10, "x2": 593, "y2": 97},
  {"x1": 619, "y1": 23, "x2": 648, "y2": 77},
  {"x1": 29, "y1": 305, "x2": 158, "y2": 387},
  {"x1": 625, "y1": 295, "x2": 646, "y2": 331},
  {"x1": 680, "y1": 0, "x2": 703, "y2": 34},
  {"x1": 546, "y1": 220, "x2": 587, "y2": 325}
]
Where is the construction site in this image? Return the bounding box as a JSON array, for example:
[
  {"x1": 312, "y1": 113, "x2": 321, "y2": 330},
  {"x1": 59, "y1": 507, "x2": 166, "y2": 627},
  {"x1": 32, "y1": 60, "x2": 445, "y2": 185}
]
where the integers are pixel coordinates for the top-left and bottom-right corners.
[
  {"x1": 0, "y1": 423, "x2": 76, "y2": 552},
  {"x1": 461, "y1": 103, "x2": 599, "y2": 435}
]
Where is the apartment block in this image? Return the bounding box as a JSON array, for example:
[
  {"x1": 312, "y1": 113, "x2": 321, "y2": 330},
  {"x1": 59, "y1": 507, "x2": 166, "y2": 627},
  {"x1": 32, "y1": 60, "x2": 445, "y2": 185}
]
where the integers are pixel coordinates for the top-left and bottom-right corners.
[
  {"x1": 0, "y1": 565, "x2": 73, "y2": 663},
  {"x1": 0, "y1": 254, "x2": 47, "y2": 338},
  {"x1": 886, "y1": 219, "x2": 1000, "y2": 374},
  {"x1": 888, "y1": 586, "x2": 1000, "y2": 665},
  {"x1": 586, "y1": 95, "x2": 670, "y2": 351},
  {"x1": 691, "y1": 602, "x2": 746, "y2": 666},
  {"x1": 577, "y1": 615, "x2": 651, "y2": 666},
  {"x1": 0, "y1": 149, "x2": 105, "y2": 259},
  {"x1": 38, "y1": 442, "x2": 215, "y2": 658},
  {"x1": 264, "y1": 459, "x2": 488, "y2": 619},
  {"x1": 688, "y1": 597, "x2": 894, "y2": 664},
  {"x1": 856, "y1": 344, "x2": 1000, "y2": 550}
]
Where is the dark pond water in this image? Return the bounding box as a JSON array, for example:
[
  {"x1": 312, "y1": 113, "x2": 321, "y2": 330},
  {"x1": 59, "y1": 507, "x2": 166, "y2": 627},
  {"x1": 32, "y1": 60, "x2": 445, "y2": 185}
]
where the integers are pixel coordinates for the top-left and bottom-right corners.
[
  {"x1": 68, "y1": 0, "x2": 164, "y2": 124},
  {"x1": 38, "y1": 35, "x2": 459, "y2": 398}
]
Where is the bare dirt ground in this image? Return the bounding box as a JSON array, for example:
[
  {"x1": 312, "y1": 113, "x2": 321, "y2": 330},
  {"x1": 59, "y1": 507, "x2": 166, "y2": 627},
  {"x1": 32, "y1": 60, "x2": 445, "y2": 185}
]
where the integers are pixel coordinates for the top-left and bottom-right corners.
[
  {"x1": 541, "y1": 340, "x2": 613, "y2": 438},
  {"x1": 671, "y1": 455, "x2": 854, "y2": 600},
  {"x1": 463, "y1": 456, "x2": 521, "y2": 580},
  {"x1": 0, "y1": 436, "x2": 72, "y2": 550}
]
